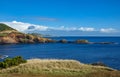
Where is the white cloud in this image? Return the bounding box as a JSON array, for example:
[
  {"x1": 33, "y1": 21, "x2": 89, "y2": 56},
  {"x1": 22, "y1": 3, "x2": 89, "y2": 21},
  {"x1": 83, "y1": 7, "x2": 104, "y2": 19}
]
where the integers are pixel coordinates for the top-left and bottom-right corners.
[
  {"x1": 0, "y1": 21, "x2": 119, "y2": 35},
  {"x1": 78, "y1": 27, "x2": 95, "y2": 31},
  {"x1": 1, "y1": 21, "x2": 96, "y2": 32},
  {"x1": 100, "y1": 28, "x2": 117, "y2": 33},
  {"x1": 1, "y1": 21, "x2": 48, "y2": 32},
  {"x1": 49, "y1": 26, "x2": 95, "y2": 32},
  {"x1": 49, "y1": 26, "x2": 77, "y2": 31}
]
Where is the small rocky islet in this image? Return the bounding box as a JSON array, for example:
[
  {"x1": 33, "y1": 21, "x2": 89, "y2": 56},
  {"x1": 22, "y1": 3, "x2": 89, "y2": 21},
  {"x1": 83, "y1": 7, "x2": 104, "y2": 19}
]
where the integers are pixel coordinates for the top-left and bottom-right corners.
[{"x1": 0, "y1": 23, "x2": 117, "y2": 44}]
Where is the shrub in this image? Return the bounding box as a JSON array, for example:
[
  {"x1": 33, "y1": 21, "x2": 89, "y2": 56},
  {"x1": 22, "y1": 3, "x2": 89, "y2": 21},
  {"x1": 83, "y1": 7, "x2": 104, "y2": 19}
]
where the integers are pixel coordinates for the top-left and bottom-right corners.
[
  {"x1": 0, "y1": 56, "x2": 27, "y2": 69},
  {"x1": 91, "y1": 62, "x2": 106, "y2": 66},
  {"x1": 0, "y1": 62, "x2": 8, "y2": 68}
]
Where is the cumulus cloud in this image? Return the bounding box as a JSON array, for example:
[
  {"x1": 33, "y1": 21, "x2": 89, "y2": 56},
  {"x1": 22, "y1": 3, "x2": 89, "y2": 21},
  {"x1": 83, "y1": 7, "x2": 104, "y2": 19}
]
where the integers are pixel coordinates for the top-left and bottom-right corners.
[
  {"x1": 78, "y1": 27, "x2": 95, "y2": 31},
  {"x1": 49, "y1": 26, "x2": 95, "y2": 32},
  {"x1": 1, "y1": 21, "x2": 48, "y2": 32},
  {"x1": 0, "y1": 21, "x2": 118, "y2": 35},
  {"x1": 100, "y1": 28, "x2": 117, "y2": 33},
  {"x1": 0, "y1": 21, "x2": 96, "y2": 32},
  {"x1": 49, "y1": 26, "x2": 77, "y2": 31}
]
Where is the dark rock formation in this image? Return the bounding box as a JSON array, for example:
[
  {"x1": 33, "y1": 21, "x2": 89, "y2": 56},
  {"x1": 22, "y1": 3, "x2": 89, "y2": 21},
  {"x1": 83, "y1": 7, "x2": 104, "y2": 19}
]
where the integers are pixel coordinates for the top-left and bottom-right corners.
[
  {"x1": 0, "y1": 23, "x2": 117, "y2": 45},
  {"x1": 93, "y1": 42, "x2": 116, "y2": 44},
  {"x1": 58, "y1": 39, "x2": 67, "y2": 43},
  {"x1": 75, "y1": 39, "x2": 89, "y2": 44},
  {"x1": 91, "y1": 62, "x2": 106, "y2": 66}
]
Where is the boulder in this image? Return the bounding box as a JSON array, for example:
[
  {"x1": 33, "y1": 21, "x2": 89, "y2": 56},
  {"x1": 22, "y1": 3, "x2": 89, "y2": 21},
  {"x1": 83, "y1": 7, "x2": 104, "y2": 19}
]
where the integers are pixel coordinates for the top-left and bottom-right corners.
[
  {"x1": 75, "y1": 39, "x2": 89, "y2": 44},
  {"x1": 58, "y1": 39, "x2": 67, "y2": 43}
]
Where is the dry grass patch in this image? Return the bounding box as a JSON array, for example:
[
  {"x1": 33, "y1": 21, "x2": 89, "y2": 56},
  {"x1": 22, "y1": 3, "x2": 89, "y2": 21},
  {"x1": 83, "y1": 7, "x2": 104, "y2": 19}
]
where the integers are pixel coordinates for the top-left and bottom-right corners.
[{"x1": 0, "y1": 59, "x2": 119, "y2": 77}]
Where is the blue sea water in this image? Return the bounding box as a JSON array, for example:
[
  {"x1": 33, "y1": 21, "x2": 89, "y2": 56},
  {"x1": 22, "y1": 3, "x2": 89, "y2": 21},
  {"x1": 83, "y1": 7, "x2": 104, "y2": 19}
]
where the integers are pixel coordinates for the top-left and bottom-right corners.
[{"x1": 0, "y1": 37, "x2": 120, "y2": 70}]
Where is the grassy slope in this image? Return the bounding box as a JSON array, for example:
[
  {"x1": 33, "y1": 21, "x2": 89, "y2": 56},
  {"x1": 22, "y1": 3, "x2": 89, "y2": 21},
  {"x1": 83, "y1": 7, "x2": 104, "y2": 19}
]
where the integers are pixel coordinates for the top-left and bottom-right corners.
[
  {"x1": 0, "y1": 23, "x2": 16, "y2": 31},
  {"x1": 0, "y1": 23, "x2": 17, "y2": 37},
  {"x1": 0, "y1": 59, "x2": 120, "y2": 77}
]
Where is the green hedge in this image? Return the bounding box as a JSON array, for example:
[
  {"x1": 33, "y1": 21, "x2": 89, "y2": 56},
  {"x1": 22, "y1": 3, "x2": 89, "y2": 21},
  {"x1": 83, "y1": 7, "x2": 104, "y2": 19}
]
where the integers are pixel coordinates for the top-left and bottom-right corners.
[{"x1": 0, "y1": 56, "x2": 27, "y2": 68}]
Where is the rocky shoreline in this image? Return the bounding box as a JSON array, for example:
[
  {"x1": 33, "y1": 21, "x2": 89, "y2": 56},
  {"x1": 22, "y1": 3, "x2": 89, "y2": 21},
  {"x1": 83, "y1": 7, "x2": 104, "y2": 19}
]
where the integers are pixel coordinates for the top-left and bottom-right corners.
[
  {"x1": 0, "y1": 35, "x2": 117, "y2": 45},
  {"x1": 55, "y1": 39, "x2": 117, "y2": 44},
  {"x1": 0, "y1": 31, "x2": 117, "y2": 45},
  {"x1": 0, "y1": 23, "x2": 117, "y2": 45}
]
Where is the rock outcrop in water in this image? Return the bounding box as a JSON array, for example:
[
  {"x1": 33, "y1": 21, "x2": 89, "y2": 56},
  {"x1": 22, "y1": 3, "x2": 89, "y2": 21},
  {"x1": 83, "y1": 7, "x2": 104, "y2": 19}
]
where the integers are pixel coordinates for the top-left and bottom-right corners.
[
  {"x1": 0, "y1": 23, "x2": 117, "y2": 45},
  {"x1": 75, "y1": 39, "x2": 89, "y2": 44},
  {"x1": 58, "y1": 39, "x2": 68, "y2": 43}
]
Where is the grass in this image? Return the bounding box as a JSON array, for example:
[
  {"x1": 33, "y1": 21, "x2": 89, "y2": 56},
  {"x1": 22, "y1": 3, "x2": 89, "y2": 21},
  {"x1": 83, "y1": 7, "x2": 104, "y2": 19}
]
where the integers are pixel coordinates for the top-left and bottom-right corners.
[
  {"x1": 0, "y1": 33, "x2": 8, "y2": 37},
  {"x1": 0, "y1": 59, "x2": 120, "y2": 77},
  {"x1": 0, "y1": 23, "x2": 16, "y2": 31}
]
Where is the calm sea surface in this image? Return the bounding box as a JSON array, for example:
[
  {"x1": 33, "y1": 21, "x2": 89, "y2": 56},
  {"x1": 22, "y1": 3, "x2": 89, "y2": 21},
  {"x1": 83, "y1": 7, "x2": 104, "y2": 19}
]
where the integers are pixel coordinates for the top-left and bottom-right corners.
[{"x1": 0, "y1": 37, "x2": 120, "y2": 70}]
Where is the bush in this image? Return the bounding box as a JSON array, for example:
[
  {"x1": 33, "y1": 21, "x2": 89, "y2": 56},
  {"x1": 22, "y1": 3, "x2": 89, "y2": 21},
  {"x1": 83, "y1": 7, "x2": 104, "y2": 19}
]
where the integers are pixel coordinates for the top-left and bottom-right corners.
[
  {"x1": 91, "y1": 62, "x2": 106, "y2": 66},
  {"x1": 0, "y1": 62, "x2": 8, "y2": 68},
  {"x1": 0, "y1": 56, "x2": 27, "y2": 68}
]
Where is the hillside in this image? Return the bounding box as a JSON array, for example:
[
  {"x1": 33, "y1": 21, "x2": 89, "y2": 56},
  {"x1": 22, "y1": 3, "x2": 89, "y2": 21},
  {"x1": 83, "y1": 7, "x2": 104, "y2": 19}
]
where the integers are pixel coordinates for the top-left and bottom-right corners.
[
  {"x1": 0, "y1": 23, "x2": 16, "y2": 31},
  {"x1": 0, "y1": 23, "x2": 116, "y2": 44},
  {"x1": 0, "y1": 59, "x2": 120, "y2": 77},
  {"x1": 0, "y1": 23, "x2": 54, "y2": 44}
]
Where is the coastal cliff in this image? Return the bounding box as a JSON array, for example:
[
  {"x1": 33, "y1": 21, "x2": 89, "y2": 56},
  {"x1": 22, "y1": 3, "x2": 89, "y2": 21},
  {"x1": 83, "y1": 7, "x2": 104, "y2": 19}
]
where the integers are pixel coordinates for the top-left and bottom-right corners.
[
  {"x1": 0, "y1": 23, "x2": 116, "y2": 44},
  {"x1": 0, "y1": 23, "x2": 53, "y2": 44}
]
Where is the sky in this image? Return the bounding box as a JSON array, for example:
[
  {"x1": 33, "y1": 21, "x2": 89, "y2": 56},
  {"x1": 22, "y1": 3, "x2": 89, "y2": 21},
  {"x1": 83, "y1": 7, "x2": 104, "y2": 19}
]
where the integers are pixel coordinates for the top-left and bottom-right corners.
[{"x1": 0, "y1": 0, "x2": 120, "y2": 36}]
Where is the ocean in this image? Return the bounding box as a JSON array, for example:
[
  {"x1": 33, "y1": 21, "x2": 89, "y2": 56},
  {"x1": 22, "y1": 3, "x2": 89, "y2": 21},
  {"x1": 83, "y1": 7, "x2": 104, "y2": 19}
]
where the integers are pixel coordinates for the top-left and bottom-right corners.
[{"x1": 0, "y1": 37, "x2": 120, "y2": 70}]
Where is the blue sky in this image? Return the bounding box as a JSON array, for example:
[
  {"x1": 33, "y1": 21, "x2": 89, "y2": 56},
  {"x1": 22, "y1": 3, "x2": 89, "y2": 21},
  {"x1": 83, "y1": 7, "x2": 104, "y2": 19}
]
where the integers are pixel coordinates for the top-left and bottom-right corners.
[{"x1": 0, "y1": 0, "x2": 120, "y2": 36}]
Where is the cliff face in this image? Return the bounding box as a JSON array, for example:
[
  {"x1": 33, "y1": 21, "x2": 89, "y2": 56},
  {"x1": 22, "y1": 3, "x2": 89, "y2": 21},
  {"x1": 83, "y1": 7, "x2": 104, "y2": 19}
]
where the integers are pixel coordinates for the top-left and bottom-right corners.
[
  {"x1": 0, "y1": 23, "x2": 53, "y2": 44},
  {"x1": 0, "y1": 23, "x2": 114, "y2": 44},
  {"x1": 0, "y1": 32, "x2": 53, "y2": 44}
]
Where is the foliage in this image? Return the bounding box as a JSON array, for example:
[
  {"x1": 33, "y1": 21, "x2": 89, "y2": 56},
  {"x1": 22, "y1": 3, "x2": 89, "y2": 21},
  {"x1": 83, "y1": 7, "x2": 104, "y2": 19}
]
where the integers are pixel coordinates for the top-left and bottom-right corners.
[
  {"x1": 19, "y1": 38, "x2": 29, "y2": 43},
  {"x1": 0, "y1": 56, "x2": 27, "y2": 69},
  {"x1": 0, "y1": 33, "x2": 8, "y2": 37},
  {"x1": 29, "y1": 33, "x2": 43, "y2": 37},
  {"x1": 0, "y1": 59, "x2": 119, "y2": 77},
  {"x1": 0, "y1": 23, "x2": 16, "y2": 31},
  {"x1": 91, "y1": 62, "x2": 106, "y2": 66}
]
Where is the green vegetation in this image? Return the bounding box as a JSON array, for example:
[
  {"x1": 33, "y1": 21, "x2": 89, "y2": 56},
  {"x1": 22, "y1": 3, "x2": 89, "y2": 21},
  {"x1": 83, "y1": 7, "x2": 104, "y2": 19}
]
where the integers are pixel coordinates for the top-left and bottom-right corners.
[
  {"x1": 0, "y1": 23, "x2": 16, "y2": 31},
  {"x1": 0, "y1": 33, "x2": 8, "y2": 37},
  {"x1": 0, "y1": 59, "x2": 119, "y2": 77},
  {"x1": 29, "y1": 33, "x2": 43, "y2": 37},
  {"x1": 91, "y1": 62, "x2": 106, "y2": 66},
  {"x1": 19, "y1": 38, "x2": 29, "y2": 43},
  {"x1": 0, "y1": 56, "x2": 27, "y2": 69}
]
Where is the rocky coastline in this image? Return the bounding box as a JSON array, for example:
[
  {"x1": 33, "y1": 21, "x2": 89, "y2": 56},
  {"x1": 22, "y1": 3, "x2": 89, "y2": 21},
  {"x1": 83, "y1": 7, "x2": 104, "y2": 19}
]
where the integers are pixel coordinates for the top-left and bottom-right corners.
[{"x1": 0, "y1": 23, "x2": 117, "y2": 45}]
